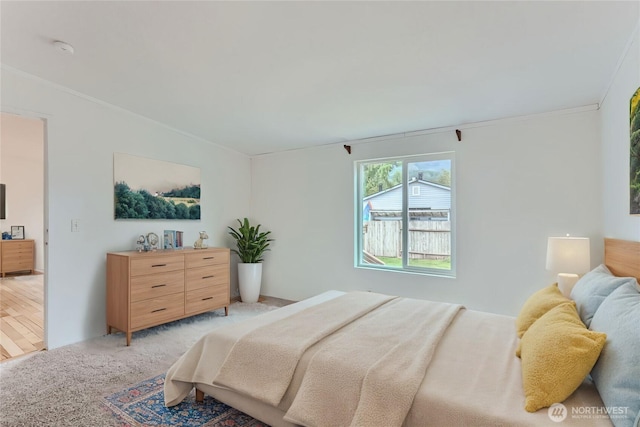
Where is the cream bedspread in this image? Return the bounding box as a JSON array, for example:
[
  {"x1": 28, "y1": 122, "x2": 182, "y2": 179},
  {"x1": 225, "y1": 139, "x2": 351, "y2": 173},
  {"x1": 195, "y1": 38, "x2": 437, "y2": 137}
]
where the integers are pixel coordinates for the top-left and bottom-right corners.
[
  {"x1": 167, "y1": 291, "x2": 462, "y2": 427},
  {"x1": 282, "y1": 296, "x2": 463, "y2": 427},
  {"x1": 214, "y1": 292, "x2": 398, "y2": 407},
  {"x1": 165, "y1": 291, "x2": 612, "y2": 427}
]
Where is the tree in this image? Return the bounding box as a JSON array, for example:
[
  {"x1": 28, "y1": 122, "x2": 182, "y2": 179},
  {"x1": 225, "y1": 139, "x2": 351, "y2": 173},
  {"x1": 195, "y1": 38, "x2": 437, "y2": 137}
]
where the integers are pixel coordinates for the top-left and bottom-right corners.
[
  {"x1": 175, "y1": 203, "x2": 189, "y2": 219},
  {"x1": 435, "y1": 169, "x2": 451, "y2": 187},
  {"x1": 163, "y1": 185, "x2": 200, "y2": 199},
  {"x1": 364, "y1": 162, "x2": 402, "y2": 196},
  {"x1": 114, "y1": 182, "x2": 149, "y2": 219},
  {"x1": 114, "y1": 181, "x2": 200, "y2": 219},
  {"x1": 188, "y1": 204, "x2": 201, "y2": 220}
]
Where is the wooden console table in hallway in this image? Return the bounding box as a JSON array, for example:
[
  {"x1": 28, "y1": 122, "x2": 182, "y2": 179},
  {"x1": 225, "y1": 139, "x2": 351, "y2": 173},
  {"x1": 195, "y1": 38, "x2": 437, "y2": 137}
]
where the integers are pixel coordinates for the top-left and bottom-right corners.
[{"x1": 0, "y1": 239, "x2": 35, "y2": 277}]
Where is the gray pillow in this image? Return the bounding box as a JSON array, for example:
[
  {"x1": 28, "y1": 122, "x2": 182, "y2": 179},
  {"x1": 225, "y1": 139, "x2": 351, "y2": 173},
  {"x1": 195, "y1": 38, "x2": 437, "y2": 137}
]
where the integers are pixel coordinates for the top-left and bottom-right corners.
[
  {"x1": 569, "y1": 264, "x2": 635, "y2": 327},
  {"x1": 589, "y1": 281, "x2": 640, "y2": 427}
]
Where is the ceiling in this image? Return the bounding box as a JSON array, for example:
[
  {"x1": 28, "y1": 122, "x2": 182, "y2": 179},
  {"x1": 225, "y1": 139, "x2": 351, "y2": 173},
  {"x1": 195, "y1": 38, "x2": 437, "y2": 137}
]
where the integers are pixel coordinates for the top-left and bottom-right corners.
[{"x1": 1, "y1": 1, "x2": 638, "y2": 156}]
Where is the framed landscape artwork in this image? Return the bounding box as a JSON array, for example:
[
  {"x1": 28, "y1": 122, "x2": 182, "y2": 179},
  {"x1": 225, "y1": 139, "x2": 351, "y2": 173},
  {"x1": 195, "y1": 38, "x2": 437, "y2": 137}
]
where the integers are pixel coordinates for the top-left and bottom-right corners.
[
  {"x1": 114, "y1": 153, "x2": 201, "y2": 220},
  {"x1": 631, "y1": 87, "x2": 640, "y2": 215}
]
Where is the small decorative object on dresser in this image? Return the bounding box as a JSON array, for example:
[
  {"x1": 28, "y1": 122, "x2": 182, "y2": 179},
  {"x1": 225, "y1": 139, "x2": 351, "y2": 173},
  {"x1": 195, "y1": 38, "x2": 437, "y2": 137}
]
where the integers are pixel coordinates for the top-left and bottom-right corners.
[
  {"x1": 135, "y1": 235, "x2": 146, "y2": 252},
  {"x1": 106, "y1": 246, "x2": 230, "y2": 345},
  {"x1": 164, "y1": 230, "x2": 176, "y2": 249},
  {"x1": 146, "y1": 232, "x2": 160, "y2": 250},
  {"x1": 10, "y1": 225, "x2": 24, "y2": 240},
  {"x1": 193, "y1": 231, "x2": 209, "y2": 249}
]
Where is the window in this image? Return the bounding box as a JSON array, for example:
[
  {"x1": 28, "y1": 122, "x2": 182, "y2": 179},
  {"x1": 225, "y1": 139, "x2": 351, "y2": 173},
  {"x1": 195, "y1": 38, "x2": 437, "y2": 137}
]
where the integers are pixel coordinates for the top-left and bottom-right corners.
[{"x1": 356, "y1": 152, "x2": 455, "y2": 277}]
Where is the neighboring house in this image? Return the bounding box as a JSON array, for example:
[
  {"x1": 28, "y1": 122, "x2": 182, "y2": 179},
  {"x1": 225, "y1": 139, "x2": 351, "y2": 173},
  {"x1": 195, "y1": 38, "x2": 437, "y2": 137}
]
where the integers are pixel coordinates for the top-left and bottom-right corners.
[{"x1": 363, "y1": 178, "x2": 451, "y2": 221}]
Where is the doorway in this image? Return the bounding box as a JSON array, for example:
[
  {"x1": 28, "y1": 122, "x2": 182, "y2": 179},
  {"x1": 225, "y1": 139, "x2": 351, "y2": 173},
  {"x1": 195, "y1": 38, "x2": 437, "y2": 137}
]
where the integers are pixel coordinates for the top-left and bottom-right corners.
[{"x1": 0, "y1": 112, "x2": 46, "y2": 361}]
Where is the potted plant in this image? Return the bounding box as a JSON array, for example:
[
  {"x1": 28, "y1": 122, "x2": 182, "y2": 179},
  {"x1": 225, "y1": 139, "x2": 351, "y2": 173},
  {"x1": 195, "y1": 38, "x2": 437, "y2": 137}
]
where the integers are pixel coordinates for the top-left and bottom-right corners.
[{"x1": 228, "y1": 218, "x2": 274, "y2": 303}]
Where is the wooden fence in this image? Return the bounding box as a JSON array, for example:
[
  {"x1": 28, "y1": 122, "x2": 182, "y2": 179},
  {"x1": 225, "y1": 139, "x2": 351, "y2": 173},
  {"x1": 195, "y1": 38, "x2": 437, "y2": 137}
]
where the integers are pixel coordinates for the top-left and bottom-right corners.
[{"x1": 363, "y1": 220, "x2": 451, "y2": 259}]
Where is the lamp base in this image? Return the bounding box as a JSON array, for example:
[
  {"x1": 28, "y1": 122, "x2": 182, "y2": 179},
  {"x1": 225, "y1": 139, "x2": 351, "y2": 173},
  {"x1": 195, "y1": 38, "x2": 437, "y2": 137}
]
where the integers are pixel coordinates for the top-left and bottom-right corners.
[{"x1": 557, "y1": 273, "x2": 580, "y2": 298}]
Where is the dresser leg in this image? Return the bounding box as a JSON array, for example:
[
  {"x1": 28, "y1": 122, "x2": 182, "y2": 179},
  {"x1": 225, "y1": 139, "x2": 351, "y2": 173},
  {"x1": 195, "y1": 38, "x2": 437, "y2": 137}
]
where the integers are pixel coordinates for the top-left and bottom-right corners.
[
  {"x1": 196, "y1": 388, "x2": 204, "y2": 403},
  {"x1": 126, "y1": 332, "x2": 132, "y2": 346},
  {"x1": 224, "y1": 306, "x2": 228, "y2": 316},
  {"x1": 107, "y1": 325, "x2": 112, "y2": 335}
]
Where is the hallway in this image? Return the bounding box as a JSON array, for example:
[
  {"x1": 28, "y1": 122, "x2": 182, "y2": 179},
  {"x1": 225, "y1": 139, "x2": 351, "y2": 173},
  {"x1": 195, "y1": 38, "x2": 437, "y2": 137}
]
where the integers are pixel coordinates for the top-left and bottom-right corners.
[{"x1": 0, "y1": 274, "x2": 44, "y2": 361}]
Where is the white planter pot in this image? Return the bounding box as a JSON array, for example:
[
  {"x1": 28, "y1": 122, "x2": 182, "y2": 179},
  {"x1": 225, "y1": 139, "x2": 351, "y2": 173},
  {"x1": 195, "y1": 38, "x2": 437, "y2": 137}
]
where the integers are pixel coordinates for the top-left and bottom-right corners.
[{"x1": 238, "y1": 263, "x2": 262, "y2": 303}]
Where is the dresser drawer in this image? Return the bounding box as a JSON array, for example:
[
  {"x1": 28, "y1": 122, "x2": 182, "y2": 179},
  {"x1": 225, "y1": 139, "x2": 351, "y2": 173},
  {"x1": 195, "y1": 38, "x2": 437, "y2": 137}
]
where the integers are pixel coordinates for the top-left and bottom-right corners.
[
  {"x1": 130, "y1": 270, "x2": 184, "y2": 302},
  {"x1": 2, "y1": 251, "x2": 33, "y2": 263},
  {"x1": 185, "y1": 264, "x2": 229, "y2": 292},
  {"x1": 2, "y1": 241, "x2": 33, "y2": 254},
  {"x1": 185, "y1": 249, "x2": 229, "y2": 269},
  {"x1": 130, "y1": 255, "x2": 183, "y2": 277},
  {"x1": 2, "y1": 250, "x2": 33, "y2": 263},
  {"x1": 2, "y1": 259, "x2": 33, "y2": 271},
  {"x1": 131, "y1": 293, "x2": 184, "y2": 330},
  {"x1": 186, "y1": 286, "x2": 228, "y2": 314}
]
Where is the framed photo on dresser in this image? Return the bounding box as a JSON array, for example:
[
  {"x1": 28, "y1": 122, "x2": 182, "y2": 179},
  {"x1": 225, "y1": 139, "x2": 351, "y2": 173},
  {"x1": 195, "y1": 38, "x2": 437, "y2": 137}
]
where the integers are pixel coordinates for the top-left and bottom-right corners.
[{"x1": 11, "y1": 226, "x2": 24, "y2": 240}]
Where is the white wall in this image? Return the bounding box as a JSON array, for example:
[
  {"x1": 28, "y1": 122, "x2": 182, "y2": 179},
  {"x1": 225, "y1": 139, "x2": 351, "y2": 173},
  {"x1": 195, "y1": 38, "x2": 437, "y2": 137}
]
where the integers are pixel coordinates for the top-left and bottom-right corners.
[
  {"x1": 601, "y1": 26, "x2": 640, "y2": 241},
  {"x1": 251, "y1": 110, "x2": 603, "y2": 316},
  {"x1": 4, "y1": 29, "x2": 633, "y2": 346},
  {"x1": 1, "y1": 69, "x2": 252, "y2": 349},
  {"x1": 0, "y1": 113, "x2": 45, "y2": 271}
]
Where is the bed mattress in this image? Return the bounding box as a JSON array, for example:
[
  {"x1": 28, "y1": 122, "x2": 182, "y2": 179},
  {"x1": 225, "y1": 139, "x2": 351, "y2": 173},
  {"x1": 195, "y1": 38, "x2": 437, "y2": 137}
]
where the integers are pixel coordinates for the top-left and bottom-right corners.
[{"x1": 165, "y1": 291, "x2": 611, "y2": 426}]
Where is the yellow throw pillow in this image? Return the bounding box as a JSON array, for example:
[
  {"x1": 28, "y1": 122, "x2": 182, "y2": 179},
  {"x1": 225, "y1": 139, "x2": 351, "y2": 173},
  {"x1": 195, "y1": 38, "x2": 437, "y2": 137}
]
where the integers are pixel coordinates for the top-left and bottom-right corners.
[
  {"x1": 520, "y1": 302, "x2": 606, "y2": 413},
  {"x1": 515, "y1": 283, "x2": 569, "y2": 338}
]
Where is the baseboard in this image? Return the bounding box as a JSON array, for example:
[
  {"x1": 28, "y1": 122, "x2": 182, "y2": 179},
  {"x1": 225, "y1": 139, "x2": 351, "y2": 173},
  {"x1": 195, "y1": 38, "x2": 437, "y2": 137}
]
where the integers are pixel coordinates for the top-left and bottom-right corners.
[{"x1": 230, "y1": 295, "x2": 267, "y2": 303}]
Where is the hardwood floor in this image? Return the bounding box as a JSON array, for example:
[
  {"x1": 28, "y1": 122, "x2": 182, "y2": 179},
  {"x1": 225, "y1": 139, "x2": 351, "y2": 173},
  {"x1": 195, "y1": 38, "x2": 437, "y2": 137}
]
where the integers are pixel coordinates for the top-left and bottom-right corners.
[
  {"x1": 0, "y1": 274, "x2": 44, "y2": 362},
  {"x1": 0, "y1": 283, "x2": 286, "y2": 362}
]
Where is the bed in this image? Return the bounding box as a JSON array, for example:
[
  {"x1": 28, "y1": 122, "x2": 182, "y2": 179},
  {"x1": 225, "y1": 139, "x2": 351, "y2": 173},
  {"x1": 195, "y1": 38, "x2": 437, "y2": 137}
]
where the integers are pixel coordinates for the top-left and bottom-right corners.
[{"x1": 164, "y1": 238, "x2": 640, "y2": 427}]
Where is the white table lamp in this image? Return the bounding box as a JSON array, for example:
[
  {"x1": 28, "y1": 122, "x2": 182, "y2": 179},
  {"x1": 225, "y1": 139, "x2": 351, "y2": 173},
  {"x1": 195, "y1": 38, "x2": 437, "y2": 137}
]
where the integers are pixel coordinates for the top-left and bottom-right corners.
[{"x1": 546, "y1": 236, "x2": 590, "y2": 297}]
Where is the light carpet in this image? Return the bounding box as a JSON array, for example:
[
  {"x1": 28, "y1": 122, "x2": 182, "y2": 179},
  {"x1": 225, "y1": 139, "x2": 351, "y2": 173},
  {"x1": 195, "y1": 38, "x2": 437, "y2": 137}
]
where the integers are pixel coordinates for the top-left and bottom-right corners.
[{"x1": 0, "y1": 302, "x2": 277, "y2": 427}]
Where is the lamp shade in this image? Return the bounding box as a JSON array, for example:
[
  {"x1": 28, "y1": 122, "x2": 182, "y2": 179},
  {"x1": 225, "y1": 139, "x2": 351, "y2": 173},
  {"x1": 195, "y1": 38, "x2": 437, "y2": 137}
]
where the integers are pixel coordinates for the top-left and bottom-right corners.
[{"x1": 546, "y1": 236, "x2": 590, "y2": 274}]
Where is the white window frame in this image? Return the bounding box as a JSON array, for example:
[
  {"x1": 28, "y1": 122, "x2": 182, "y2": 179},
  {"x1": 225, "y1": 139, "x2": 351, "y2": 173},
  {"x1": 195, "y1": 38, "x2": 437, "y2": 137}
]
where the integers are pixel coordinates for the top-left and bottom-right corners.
[
  {"x1": 354, "y1": 152, "x2": 456, "y2": 278},
  {"x1": 411, "y1": 185, "x2": 421, "y2": 196}
]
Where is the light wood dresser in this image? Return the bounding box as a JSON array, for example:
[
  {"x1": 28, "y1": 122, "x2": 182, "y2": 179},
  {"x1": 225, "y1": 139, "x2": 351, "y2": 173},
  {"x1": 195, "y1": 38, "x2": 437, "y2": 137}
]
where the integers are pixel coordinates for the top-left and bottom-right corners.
[
  {"x1": 106, "y1": 247, "x2": 230, "y2": 345},
  {"x1": 0, "y1": 239, "x2": 35, "y2": 277}
]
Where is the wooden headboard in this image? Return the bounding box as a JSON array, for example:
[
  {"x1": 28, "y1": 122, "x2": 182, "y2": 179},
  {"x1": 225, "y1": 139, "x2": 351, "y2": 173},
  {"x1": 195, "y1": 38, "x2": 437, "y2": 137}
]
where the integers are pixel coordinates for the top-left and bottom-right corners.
[{"x1": 604, "y1": 238, "x2": 640, "y2": 281}]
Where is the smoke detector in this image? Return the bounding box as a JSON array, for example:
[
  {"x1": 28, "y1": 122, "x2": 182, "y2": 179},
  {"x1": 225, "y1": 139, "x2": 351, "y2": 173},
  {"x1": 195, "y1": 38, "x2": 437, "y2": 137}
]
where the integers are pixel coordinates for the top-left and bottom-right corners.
[{"x1": 53, "y1": 40, "x2": 74, "y2": 55}]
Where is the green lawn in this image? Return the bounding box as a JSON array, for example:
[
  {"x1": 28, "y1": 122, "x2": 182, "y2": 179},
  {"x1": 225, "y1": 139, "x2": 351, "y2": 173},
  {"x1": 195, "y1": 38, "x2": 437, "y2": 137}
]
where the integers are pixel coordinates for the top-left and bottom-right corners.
[{"x1": 377, "y1": 256, "x2": 451, "y2": 270}]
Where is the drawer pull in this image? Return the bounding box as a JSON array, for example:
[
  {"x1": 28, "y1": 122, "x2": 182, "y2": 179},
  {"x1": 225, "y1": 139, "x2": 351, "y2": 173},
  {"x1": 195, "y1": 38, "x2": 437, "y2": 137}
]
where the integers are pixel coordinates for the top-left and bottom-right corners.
[
  {"x1": 151, "y1": 308, "x2": 167, "y2": 313},
  {"x1": 202, "y1": 275, "x2": 214, "y2": 279},
  {"x1": 151, "y1": 284, "x2": 167, "y2": 288},
  {"x1": 202, "y1": 297, "x2": 213, "y2": 301},
  {"x1": 203, "y1": 256, "x2": 214, "y2": 260},
  {"x1": 151, "y1": 263, "x2": 167, "y2": 267}
]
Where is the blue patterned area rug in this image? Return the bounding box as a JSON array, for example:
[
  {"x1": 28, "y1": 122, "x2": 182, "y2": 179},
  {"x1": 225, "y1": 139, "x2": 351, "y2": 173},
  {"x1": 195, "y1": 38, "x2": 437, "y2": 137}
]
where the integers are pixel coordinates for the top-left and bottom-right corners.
[{"x1": 103, "y1": 374, "x2": 268, "y2": 427}]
